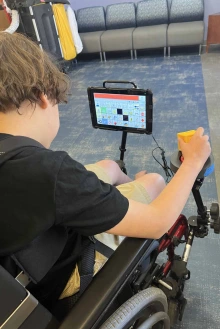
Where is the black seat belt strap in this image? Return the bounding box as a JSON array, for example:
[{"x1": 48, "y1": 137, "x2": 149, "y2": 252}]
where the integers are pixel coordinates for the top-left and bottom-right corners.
[
  {"x1": 53, "y1": 238, "x2": 114, "y2": 315},
  {"x1": 94, "y1": 239, "x2": 114, "y2": 258},
  {"x1": 78, "y1": 238, "x2": 114, "y2": 296},
  {"x1": 79, "y1": 240, "x2": 95, "y2": 296}
]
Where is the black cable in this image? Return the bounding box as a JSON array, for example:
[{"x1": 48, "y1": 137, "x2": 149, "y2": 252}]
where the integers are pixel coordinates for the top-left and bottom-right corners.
[{"x1": 152, "y1": 135, "x2": 174, "y2": 183}]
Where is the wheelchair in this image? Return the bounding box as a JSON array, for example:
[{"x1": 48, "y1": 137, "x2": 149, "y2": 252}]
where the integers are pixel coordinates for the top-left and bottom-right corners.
[{"x1": 0, "y1": 142, "x2": 219, "y2": 329}]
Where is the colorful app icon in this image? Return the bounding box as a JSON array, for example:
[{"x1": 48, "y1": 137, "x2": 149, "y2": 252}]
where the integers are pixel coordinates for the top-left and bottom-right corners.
[{"x1": 102, "y1": 119, "x2": 108, "y2": 125}]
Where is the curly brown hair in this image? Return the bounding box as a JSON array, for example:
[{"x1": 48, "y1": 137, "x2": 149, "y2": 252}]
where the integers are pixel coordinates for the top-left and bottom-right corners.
[{"x1": 0, "y1": 32, "x2": 70, "y2": 113}]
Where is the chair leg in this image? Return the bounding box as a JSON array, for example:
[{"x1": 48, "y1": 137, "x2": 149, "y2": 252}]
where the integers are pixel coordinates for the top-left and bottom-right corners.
[
  {"x1": 168, "y1": 47, "x2": 171, "y2": 57},
  {"x1": 134, "y1": 49, "x2": 137, "y2": 59},
  {"x1": 130, "y1": 49, "x2": 134, "y2": 60},
  {"x1": 164, "y1": 47, "x2": 166, "y2": 57},
  {"x1": 103, "y1": 52, "x2": 106, "y2": 62},
  {"x1": 199, "y1": 44, "x2": 202, "y2": 56},
  {"x1": 206, "y1": 43, "x2": 210, "y2": 53},
  {"x1": 100, "y1": 52, "x2": 103, "y2": 62}
]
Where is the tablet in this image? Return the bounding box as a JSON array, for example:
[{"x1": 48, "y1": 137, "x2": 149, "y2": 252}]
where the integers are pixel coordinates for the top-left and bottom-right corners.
[{"x1": 88, "y1": 87, "x2": 153, "y2": 134}]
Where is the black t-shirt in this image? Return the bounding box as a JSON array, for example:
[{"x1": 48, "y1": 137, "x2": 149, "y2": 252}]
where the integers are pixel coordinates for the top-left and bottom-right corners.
[{"x1": 0, "y1": 134, "x2": 129, "y2": 305}]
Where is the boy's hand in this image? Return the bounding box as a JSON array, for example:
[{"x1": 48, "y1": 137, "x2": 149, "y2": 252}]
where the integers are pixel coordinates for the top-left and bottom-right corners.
[{"x1": 178, "y1": 127, "x2": 211, "y2": 171}]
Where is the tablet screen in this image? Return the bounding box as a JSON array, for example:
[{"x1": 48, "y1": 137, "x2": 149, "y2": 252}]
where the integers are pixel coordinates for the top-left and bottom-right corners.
[
  {"x1": 94, "y1": 93, "x2": 147, "y2": 130},
  {"x1": 88, "y1": 87, "x2": 153, "y2": 134}
]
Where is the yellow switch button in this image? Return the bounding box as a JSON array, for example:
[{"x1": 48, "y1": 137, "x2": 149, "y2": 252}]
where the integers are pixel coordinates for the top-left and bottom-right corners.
[{"x1": 177, "y1": 130, "x2": 196, "y2": 150}]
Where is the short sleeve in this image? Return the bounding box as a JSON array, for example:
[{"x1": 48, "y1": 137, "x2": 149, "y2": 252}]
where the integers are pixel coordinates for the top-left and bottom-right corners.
[{"x1": 55, "y1": 155, "x2": 129, "y2": 236}]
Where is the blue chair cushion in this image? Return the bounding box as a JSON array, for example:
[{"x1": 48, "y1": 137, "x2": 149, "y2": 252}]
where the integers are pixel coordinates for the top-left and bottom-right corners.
[
  {"x1": 136, "y1": 0, "x2": 169, "y2": 27},
  {"x1": 77, "y1": 7, "x2": 106, "y2": 33},
  {"x1": 106, "y1": 3, "x2": 136, "y2": 30},
  {"x1": 169, "y1": 0, "x2": 204, "y2": 23}
]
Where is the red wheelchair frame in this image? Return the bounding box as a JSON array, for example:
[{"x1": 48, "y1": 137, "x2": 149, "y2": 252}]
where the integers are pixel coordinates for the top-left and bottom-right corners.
[{"x1": 117, "y1": 132, "x2": 219, "y2": 326}]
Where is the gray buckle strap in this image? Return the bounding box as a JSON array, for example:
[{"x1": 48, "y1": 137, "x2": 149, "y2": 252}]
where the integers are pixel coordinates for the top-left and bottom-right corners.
[
  {"x1": 16, "y1": 272, "x2": 30, "y2": 288},
  {"x1": 0, "y1": 290, "x2": 38, "y2": 329}
]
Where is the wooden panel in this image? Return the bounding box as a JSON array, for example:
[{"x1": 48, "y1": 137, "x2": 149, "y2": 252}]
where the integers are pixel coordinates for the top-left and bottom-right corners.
[{"x1": 207, "y1": 13, "x2": 220, "y2": 52}]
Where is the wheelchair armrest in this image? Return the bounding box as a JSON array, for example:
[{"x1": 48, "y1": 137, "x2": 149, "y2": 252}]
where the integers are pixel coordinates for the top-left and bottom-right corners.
[{"x1": 59, "y1": 237, "x2": 158, "y2": 329}]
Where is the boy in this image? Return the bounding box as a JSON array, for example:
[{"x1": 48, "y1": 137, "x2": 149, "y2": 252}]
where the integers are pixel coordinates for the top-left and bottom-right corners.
[{"x1": 0, "y1": 32, "x2": 211, "y2": 312}]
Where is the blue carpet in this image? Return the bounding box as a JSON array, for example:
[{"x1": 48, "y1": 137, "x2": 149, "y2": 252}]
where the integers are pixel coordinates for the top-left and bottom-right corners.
[{"x1": 52, "y1": 55, "x2": 219, "y2": 329}]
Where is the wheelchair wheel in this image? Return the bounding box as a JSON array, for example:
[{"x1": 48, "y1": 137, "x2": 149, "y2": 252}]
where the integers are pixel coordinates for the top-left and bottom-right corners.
[{"x1": 100, "y1": 287, "x2": 170, "y2": 329}]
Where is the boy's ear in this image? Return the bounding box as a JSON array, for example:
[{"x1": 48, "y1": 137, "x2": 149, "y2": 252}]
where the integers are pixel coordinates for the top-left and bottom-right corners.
[{"x1": 38, "y1": 94, "x2": 49, "y2": 110}]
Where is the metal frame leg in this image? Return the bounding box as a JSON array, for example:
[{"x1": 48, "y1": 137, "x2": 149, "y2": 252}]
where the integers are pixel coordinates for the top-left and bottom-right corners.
[
  {"x1": 100, "y1": 52, "x2": 103, "y2": 62},
  {"x1": 168, "y1": 47, "x2": 171, "y2": 57},
  {"x1": 103, "y1": 52, "x2": 106, "y2": 62},
  {"x1": 199, "y1": 44, "x2": 202, "y2": 56},
  {"x1": 164, "y1": 47, "x2": 166, "y2": 57},
  {"x1": 134, "y1": 49, "x2": 137, "y2": 59},
  {"x1": 130, "y1": 49, "x2": 134, "y2": 60}
]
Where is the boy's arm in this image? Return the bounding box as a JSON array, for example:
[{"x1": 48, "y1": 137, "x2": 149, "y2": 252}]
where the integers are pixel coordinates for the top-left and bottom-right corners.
[{"x1": 107, "y1": 127, "x2": 211, "y2": 239}]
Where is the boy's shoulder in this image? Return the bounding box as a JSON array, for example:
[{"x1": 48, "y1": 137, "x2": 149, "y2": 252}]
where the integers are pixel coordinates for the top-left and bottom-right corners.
[
  {"x1": 0, "y1": 134, "x2": 73, "y2": 178},
  {"x1": 13, "y1": 145, "x2": 71, "y2": 178},
  {"x1": 0, "y1": 134, "x2": 91, "y2": 191}
]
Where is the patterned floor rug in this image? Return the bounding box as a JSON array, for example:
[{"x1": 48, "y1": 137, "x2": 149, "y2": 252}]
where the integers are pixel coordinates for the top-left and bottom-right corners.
[{"x1": 52, "y1": 55, "x2": 219, "y2": 329}]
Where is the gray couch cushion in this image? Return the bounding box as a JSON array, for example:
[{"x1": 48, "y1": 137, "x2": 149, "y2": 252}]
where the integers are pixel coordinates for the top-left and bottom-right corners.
[
  {"x1": 168, "y1": 21, "x2": 204, "y2": 46},
  {"x1": 101, "y1": 28, "x2": 135, "y2": 52},
  {"x1": 133, "y1": 24, "x2": 167, "y2": 49},
  {"x1": 80, "y1": 31, "x2": 104, "y2": 53},
  {"x1": 169, "y1": 0, "x2": 204, "y2": 23},
  {"x1": 77, "y1": 7, "x2": 106, "y2": 33},
  {"x1": 136, "y1": 0, "x2": 168, "y2": 27},
  {"x1": 106, "y1": 3, "x2": 136, "y2": 30}
]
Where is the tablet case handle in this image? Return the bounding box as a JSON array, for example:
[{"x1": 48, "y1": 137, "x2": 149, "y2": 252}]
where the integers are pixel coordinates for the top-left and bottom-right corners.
[{"x1": 103, "y1": 81, "x2": 137, "y2": 89}]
